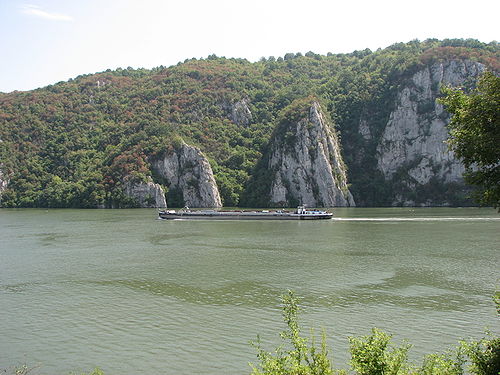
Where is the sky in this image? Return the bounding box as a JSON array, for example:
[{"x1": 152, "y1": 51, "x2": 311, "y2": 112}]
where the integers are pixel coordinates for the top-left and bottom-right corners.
[{"x1": 0, "y1": 0, "x2": 498, "y2": 93}]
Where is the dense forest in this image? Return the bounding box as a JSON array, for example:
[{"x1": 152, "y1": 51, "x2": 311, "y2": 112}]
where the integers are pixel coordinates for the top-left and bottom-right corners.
[{"x1": 0, "y1": 38, "x2": 498, "y2": 208}]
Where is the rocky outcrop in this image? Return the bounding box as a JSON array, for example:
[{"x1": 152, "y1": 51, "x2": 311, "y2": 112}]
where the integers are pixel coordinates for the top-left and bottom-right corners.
[
  {"x1": 230, "y1": 99, "x2": 252, "y2": 126},
  {"x1": 358, "y1": 119, "x2": 372, "y2": 140},
  {"x1": 0, "y1": 167, "x2": 8, "y2": 202},
  {"x1": 268, "y1": 102, "x2": 355, "y2": 207},
  {"x1": 376, "y1": 59, "x2": 485, "y2": 205},
  {"x1": 123, "y1": 178, "x2": 166, "y2": 208},
  {"x1": 152, "y1": 142, "x2": 222, "y2": 207},
  {"x1": 220, "y1": 98, "x2": 252, "y2": 126}
]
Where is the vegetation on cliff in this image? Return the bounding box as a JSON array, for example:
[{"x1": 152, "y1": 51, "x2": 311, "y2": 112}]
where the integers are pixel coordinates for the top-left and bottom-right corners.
[
  {"x1": 0, "y1": 39, "x2": 498, "y2": 207},
  {"x1": 440, "y1": 72, "x2": 500, "y2": 209}
]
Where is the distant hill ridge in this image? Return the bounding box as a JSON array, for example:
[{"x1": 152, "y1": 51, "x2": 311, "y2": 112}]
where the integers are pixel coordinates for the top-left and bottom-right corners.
[{"x1": 0, "y1": 38, "x2": 498, "y2": 208}]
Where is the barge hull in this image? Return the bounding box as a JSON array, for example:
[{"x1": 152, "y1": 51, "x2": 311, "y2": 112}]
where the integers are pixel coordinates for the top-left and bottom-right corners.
[{"x1": 158, "y1": 212, "x2": 332, "y2": 220}]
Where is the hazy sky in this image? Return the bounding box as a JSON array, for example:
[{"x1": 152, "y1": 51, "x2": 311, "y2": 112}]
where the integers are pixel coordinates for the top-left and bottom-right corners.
[{"x1": 0, "y1": 0, "x2": 498, "y2": 92}]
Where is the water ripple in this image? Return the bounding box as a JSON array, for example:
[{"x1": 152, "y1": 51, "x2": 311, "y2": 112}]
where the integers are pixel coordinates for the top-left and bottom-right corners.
[{"x1": 332, "y1": 217, "x2": 500, "y2": 222}]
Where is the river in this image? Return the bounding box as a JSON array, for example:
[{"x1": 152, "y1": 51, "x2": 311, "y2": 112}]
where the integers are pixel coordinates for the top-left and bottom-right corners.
[{"x1": 0, "y1": 208, "x2": 499, "y2": 374}]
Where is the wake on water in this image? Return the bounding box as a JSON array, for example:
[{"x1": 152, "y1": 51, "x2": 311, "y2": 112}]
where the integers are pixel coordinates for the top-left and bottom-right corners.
[{"x1": 331, "y1": 217, "x2": 500, "y2": 222}]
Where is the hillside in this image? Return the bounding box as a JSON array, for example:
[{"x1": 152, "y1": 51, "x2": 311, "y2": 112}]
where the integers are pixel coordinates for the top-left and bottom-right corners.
[{"x1": 0, "y1": 38, "x2": 498, "y2": 208}]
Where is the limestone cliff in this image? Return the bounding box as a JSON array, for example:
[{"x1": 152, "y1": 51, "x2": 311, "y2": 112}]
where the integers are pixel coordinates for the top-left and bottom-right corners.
[
  {"x1": 152, "y1": 142, "x2": 222, "y2": 208},
  {"x1": 123, "y1": 178, "x2": 166, "y2": 208},
  {"x1": 268, "y1": 102, "x2": 355, "y2": 207},
  {"x1": 376, "y1": 59, "x2": 485, "y2": 205}
]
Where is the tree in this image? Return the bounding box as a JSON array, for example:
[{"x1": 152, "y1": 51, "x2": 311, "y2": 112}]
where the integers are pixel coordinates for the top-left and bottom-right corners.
[{"x1": 440, "y1": 72, "x2": 500, "y2": 209}]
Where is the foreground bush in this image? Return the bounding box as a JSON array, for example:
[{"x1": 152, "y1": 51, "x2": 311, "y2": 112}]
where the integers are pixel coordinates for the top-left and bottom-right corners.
[
  {"x1": 251, "y1": 290, "x2": 499, "y2": 375},
  {"x1": 462, "y1": 335, "x2": 500, "y2": 375},
  {"x1": 251, "y1": 290, "x2": 336, "y2": 375}
]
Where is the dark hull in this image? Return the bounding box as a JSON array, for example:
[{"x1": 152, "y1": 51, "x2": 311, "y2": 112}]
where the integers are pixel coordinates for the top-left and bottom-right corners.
[{"x1": 158, "y1": 211, "x2": 332, "y2": 220}]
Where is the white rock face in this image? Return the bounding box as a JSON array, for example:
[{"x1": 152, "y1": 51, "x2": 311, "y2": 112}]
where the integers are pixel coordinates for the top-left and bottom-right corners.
[
  {"x1": 269, "y1": 102, "x2": 355, "y2": 207},
  {"x1": 359, "y1": 119, "x2": 372, "y2": 140},
  {"x1": 376, "y1": 60, "x2": 485, "y2": 198},
  {"x1": 220, "y1": 98, "x2": 252, "y2": 126},
  {"x1": 0, "y1": 167, "x2": 8, "y2": 202},
  {"x1": 231, "y1": 99, "x2": 252, "y2": 126},
  {"x1": 123, "y1": 179, "x2": 167, "y2": 208},
  {"x1": 153, "y1": 142, "x2": 222, "y2": 208}
]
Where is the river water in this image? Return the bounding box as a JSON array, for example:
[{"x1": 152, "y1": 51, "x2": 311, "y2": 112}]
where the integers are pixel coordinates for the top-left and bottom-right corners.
[{"x1": 0, "y1": 208, "x2": 499, "y2": 374}]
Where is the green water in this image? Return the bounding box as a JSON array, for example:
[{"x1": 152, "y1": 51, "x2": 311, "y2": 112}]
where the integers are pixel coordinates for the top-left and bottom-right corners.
[{"x1": 0, "y1": 208, "x2": 499, "y2": 374}]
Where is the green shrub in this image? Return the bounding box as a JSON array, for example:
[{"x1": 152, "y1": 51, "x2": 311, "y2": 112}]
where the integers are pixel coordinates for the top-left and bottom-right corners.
[
  {"x1": 251, "y1": 291, "x2": 497, "y2": 375},
  {"x1": 462, "y1": 336, "x2": 500, "y2": 375},
  {"x1": 418, "y1": 349, "x2": 465, "y2": 375},
  {"x1": 250, "y1": 290, "x2": 336, "y2": 375},
  {"x1": 349, "y1": 328, "x2": 411, "y2": 375}
]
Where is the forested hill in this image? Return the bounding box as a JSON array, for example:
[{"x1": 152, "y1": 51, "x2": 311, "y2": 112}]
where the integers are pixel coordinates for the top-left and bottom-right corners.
[{"x1": 0, "y1": 39, "x2": 499, "y2": 208}]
